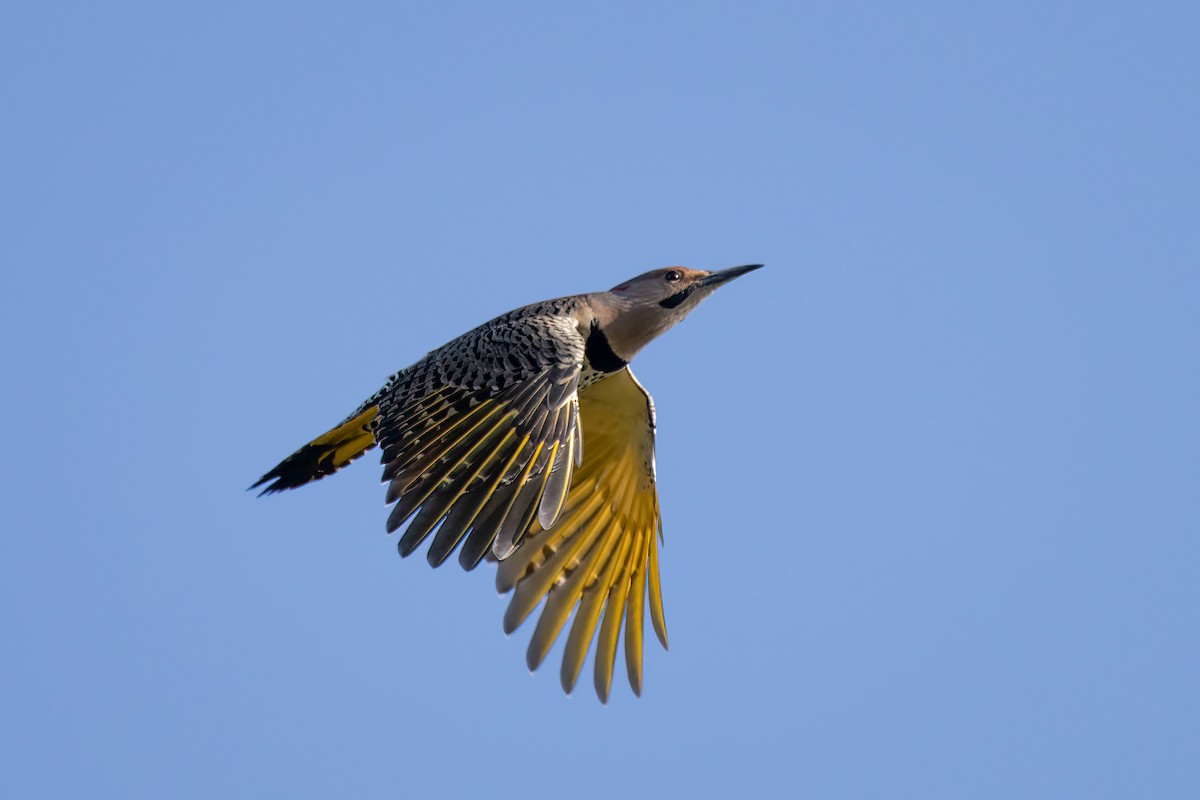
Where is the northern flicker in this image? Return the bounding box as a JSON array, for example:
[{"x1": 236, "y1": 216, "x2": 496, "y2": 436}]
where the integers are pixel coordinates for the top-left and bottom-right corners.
[{"x1": 252, "y1": 264, "x2": 762, "y2": 701}]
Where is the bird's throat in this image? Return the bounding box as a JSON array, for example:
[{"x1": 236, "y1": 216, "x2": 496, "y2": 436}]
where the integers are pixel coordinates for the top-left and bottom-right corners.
[{"x1": 585, "y1": 321, "x2": 629, "y2": 373}]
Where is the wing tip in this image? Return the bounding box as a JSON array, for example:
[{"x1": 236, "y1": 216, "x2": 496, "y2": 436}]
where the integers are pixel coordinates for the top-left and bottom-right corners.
[{"x1": 525, "y1": 647, "x2": 541, "y2": 673}]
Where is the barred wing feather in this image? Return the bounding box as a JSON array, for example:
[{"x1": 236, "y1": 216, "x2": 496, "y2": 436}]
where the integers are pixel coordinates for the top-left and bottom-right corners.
[{"x1": 374, "y1": 314, "x2": 584, "y2": 567}]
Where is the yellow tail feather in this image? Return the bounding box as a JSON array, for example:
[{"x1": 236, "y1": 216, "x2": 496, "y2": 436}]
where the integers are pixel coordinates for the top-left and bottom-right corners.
[{"x1": 251, "y1": 405, "x2": 379, "y2": 494}]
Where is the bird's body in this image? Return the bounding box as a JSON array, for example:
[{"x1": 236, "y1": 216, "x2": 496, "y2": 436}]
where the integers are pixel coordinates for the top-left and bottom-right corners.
[{"x1": 254, "y1": 265, "x2": 761, "y2": 701}]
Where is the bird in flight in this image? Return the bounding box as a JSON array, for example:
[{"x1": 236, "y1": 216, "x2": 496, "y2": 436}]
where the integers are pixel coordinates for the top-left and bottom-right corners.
[{"x1": 253, "y1": 264, "x2": 762, "y2": 701}]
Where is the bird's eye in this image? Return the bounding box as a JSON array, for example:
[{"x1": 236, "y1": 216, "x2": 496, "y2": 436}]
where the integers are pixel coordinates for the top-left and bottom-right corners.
[{"x1": 664, "y1": 270, "x2": 682, "y2": 282}]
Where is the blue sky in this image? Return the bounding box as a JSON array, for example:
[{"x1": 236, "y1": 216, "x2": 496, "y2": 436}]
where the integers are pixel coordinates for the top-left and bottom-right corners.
[{"x1": 3, "y1": 2, "x2": 1197, "y2": 797}]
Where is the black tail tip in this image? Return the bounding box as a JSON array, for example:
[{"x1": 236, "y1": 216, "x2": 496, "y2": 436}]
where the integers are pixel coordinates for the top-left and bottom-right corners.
[
  {"x1": 248, "y1": 472, "x2": 295, "y2": 496},
  {"x1": 249, "y1": 444, "x2": 338, "y2": 496}
]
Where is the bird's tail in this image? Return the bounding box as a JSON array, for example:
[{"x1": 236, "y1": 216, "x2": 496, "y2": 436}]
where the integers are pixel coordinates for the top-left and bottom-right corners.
[{"x1": 251, "y1": 405, "x2": 380, "y2": 495}]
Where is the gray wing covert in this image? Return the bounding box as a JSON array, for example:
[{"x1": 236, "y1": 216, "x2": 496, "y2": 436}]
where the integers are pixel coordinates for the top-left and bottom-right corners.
[{"x1": 373, "y1": 312, "x2": 585, "y2": 569}]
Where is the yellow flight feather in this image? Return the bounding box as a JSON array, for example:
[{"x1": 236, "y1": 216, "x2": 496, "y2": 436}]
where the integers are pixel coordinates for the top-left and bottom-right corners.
[{"x1": 500, "y1": 368, "x2": 666, "y2": 702}]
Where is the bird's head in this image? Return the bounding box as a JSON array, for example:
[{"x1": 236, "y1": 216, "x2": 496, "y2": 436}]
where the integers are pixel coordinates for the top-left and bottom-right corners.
[{"x1": 596, "y1": 264, "x2": 763, "y2": 362}]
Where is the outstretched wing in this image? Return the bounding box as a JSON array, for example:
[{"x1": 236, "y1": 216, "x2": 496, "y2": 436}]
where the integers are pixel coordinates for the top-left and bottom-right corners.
[
  {"x1": 496, "y1": 367, "x2": 669, "y2": 702},
  {"x1": 375, "y1": 312, "x2": 586, "y2": 569}
]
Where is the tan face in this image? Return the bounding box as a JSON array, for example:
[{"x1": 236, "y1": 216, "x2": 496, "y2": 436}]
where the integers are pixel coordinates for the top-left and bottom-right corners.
[
  {"x1": 600, "y1": 265, "x2": 763, "y2": 361},
  {"x1": 609, "y1": 267, "x2": 716, "y2": 309}
]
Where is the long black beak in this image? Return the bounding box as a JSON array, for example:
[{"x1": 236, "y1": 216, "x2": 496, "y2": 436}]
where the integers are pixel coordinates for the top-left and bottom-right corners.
[{"x1": 702, "y1": 263, "x2": 764, "y2": 287}]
